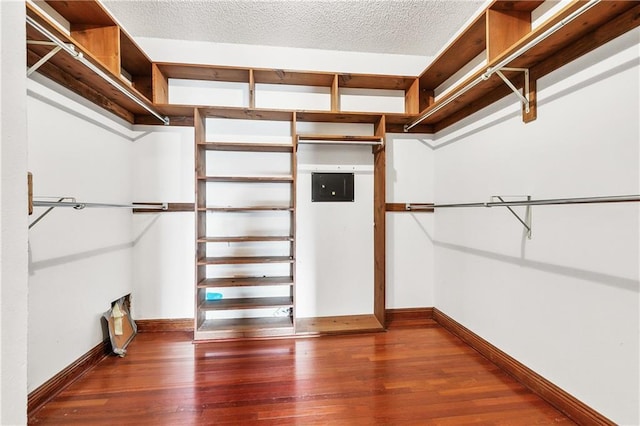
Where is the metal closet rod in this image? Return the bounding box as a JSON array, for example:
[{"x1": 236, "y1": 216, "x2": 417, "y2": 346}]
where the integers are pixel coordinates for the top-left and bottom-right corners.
[
  {"x1": 297, "y1": 140, "x2": 384, "y2": 146},
  {"x1": 432, "y1": 195, "x2": 640, "y2": 209},
  {"x1": 404, "y1": 0, "x2": 600, "y2": 132},
  {"x1": 26, "y1": 15, "x2": 170, "y2": 126},
  {"x1": 32, "y1": 200, "x2": 168, "y2": 210}
]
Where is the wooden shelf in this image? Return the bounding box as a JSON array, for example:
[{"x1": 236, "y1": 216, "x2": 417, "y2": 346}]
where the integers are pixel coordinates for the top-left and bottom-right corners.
[
  {"x1": 197, "y1": 236, "x2": 294, "y2": 243},
  {"x1": 156, "y1": 62, "x2": 415, "y2": 90},
  {"x1": 198, "y1": 142, "x2": 293, "y2": 152},
  {"x1": 198, "y1": 176, "x2": 293, "y2": 183},
  {"x1": 196, "y1": 317, "x2": 294, "y2": 340},
  {"x1": 415, "y1": 1, "x2": 640, "y2": 132},
  {"x1": 199, "y1": 297, "x2": 293, "y2": 311},
  {"x1": 145, "y1": 105, "x2": 409, "y2": 128},
  {"x1": 419, "y1": 1, "x2": 544, "y2": 92},
  {"x1": 198, "y1": 276, "x2": 294, "y2": 288},
  {"x1": 296, "y1": 315, "x2": 384, "y2": 335},
  {"x1": 198, "y1": 256, "x2": 294, "y2": 265},
  {"x1": 26, "y1": 2, "x2": 155, "y2": 124}
]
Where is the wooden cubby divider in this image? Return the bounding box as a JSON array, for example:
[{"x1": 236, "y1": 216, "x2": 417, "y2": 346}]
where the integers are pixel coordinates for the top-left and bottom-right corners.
[{"x1": 70, "y1": 24, "x2": 120, "y2": 75}]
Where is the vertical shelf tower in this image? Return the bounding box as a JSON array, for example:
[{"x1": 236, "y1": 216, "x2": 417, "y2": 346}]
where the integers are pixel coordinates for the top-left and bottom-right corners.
[{"x1": 194, "y1": 109, "x2": 297, "y2": 340}]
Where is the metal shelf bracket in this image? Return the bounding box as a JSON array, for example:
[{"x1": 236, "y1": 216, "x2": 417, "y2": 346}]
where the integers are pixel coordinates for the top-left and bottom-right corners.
[
  {"x1": 26, "y1": 40, "x2": 67, "y2": 76},
  {"x1": 491, "y1": 195, "x2": 532, "y2": 239},
  {"x1": 494, "y1": 67, "x2": 530, "y2": 113}
]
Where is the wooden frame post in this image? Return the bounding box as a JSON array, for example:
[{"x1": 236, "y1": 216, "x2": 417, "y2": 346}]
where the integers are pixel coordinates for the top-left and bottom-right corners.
[{"x1": 373, "y1": 115, "x2": 386, "y2": 326}]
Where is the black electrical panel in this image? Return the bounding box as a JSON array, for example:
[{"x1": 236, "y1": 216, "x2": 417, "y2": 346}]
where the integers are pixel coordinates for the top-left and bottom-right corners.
[{"x1": 311, "y1": 173, "x2": 354, "y2": 202}]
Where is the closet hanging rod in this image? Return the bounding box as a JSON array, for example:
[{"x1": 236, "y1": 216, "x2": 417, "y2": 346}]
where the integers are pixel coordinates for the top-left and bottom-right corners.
[
  {"x1": 297, "y1": 139, "x2": 384, "y2": 146},
  {"x1": 32, "y1": 200, "x2": 169, "y2": 210},
  {"x1": 26, "y1": 15, "x2": 170, "y2": 126},
  {"x1": 432, "y1": 195, "x2": 640, "y2": 209},
  {"x1": 404, "y1": 0, "x2": 600, "y2": 132}
]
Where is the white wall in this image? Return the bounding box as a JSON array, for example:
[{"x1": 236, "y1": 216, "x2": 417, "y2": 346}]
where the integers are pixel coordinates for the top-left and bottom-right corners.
[
  {"x1": 135, "y1": 37, "x2": 428, "y2": 76},
  {"x1": 131, "y1": 126, "x2": 194, "y2": 319},
  {"x1": 433, "y1": 29, "x2": 640, "y2": 424},
  {"x1": 27, "y1": 76, "x2": 135, "y2": 391},
  {"x1": 0, "y1": 1, "x2": 29, "y2": 423},
  {"x1": 296, "y1": 137, "x2": 374, "y2": 318},
  {"x1": 386, "y1": 133, "x2": 435, "y2": 308}
]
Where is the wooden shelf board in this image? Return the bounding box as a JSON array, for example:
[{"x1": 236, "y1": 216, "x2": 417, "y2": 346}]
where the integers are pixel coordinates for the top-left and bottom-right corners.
[
  {"x1": 198, "y1": 236, "x2": 294, "y2": 243},
  {"x1": 155, "y1": 62, "x2": 415, "y2": 90},
  {"x1": 338, "y1": 74, "x2": 416, "y2": 90},
  {"x1": 295, "y1": 111, "x2": 383, "y2": 124},
  {"x1": 253, "y1": 69, "x2": 335, "y2": 86},
  {"x1": 296, "y1": 314, "x2": 385, "y2": 335},
  {"x1": 45, "y1": 1, "x2": 115, "y2": 26},
  {"x1": 199, "y1": 176, "x2": 293, "y2": 183},
  {"x1": 419, "y1": 11, "x2": 487, "y2": 90},
  {"x1": 195, "y1": 317, "x2": 294, "y2": 340},
  {"x1": 199, "y1": 206, "x2": 293, "y2": 212},
  {"x1": 199, "y1": 296, "x2": 293, "y2": 311},
  {"x1": 198, "y1": 256, "x2": 294, "y2": 265},
  {"x1": 198, "y1": 142, "x2": 293, "y2": 152},
  {"x1": 199, "y1": 106, "x2": 294, "y2": 121},
  {"x1": 198, "y1": 276, "x2": 294, "y2": 288},
  {"x1": 154, "y1": 105, "x2": 412, "y2": 126},
  {"x1": 489, "y1": 0, "x2": 546, "y2": 12},
  {"x1": 155, "y1": 62, "x2": 250, "y2": 82}
]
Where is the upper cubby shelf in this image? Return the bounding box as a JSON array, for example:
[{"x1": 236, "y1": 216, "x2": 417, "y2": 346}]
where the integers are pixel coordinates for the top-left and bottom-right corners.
[
  {"x1": 26, "y1": 1, "x2": 157, "y2": 124},
  {"x1": 413, "y1": 0, "x2": 640, "y2": 132},
  {"x1": 25, "y1": 0, "x2": 640, "y2": 132},
  {"x1": 151, "y1": 62, "x2": 419, "y2": 121}
]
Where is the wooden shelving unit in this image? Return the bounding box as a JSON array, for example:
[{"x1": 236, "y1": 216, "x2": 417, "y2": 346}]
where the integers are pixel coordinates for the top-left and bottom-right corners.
[
  {"x1": 26, "y1": 1, "x2": 155, "y2": 124},
  {"x1": 415, "y1": 0, "x2": 640, "y2": 131},
  {"x1": 194, "y1": 108, "x2": 297, "y2": 341}
]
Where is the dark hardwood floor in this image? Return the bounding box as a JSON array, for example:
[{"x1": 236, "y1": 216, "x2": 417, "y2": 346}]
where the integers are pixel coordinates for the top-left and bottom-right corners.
[{"x1": 30, "y1": 321, "x2": 573, "y2": 425}]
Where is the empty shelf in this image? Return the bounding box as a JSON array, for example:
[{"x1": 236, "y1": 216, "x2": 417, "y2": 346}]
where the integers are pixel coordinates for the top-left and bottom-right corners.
[
  {"x1": 198, "y1": 256, "x2": 294, "y2": 265},
  {"x1": 199, "y1": 296, "x2": 293, "y2": 311},
  {"x1": 199, "y1": 142, "x2": 293, "y2": 152},
  {"x1": 195, "y1": 317, "x2": 294, "y2": 340},
  {"x1": 198, "y1": 276, "x2": 294, "y2": 288},
  {"x1": 199, "y1": 176, "x2": 294, "y2": 183},
  {"x1": 197, "y1": 236, "x2": 294, "y2": 243}
]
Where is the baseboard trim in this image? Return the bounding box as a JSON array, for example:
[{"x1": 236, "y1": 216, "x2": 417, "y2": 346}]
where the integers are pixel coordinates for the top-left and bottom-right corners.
[
  {"x1": 385, "y1": 307, "x2": 435, "y2": 328},
  {"x1": 432, "y1": 308, "x2": 615, "y2": 425},
  {"x1": 135, "y1": 311, "x2": 441, "y2": 333},
  {"x1": 135, "y1": 318, "x2": 194, "y2": 333},
  {"x1": 28, "y1": 339, "x2": 111, "y2": 418}
]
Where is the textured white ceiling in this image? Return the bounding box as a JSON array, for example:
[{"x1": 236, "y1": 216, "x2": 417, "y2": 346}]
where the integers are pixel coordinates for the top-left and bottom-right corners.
[{"x1": 102, "y1": 0, "x2": 485, "y2": 57}]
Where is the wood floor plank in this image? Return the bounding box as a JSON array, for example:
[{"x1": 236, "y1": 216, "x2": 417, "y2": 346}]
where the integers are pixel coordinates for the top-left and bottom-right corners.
[{"x1": 29, "y1": 327, "x2": 574, "y2": 425}]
